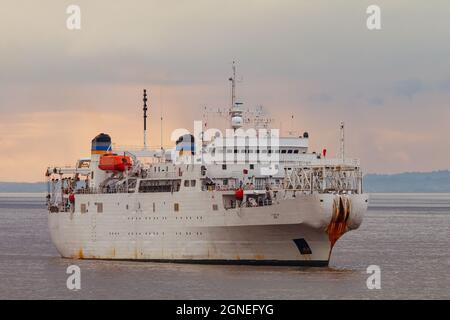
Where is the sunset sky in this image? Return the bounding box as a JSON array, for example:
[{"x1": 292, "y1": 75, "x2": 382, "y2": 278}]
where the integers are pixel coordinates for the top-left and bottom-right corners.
[{"x1": 1, "y1": 0, "x2": 450, "y2": 182}]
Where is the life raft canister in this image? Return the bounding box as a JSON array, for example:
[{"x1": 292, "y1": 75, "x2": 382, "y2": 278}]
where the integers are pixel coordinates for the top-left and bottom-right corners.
[
  {"x1": 69, "y1": 193, "x2": 75, "y2": 203},
  {"x1": 235, "y1": 188, "x2": 244, "y2": 201}
]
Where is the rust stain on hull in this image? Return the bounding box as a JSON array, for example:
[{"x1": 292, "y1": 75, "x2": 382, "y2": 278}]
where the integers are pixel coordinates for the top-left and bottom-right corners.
[
  {"x1": 326, "y1": 196, "x2": 351, "y2": 254},
  {"x1": 77, "y1": 248, "x2": 84, "y2": 259}
]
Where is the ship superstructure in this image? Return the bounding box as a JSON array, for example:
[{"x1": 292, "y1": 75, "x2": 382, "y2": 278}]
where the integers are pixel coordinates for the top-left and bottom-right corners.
[{"x1": 46, "y1": 65, "x2": 368, "y2": 266}]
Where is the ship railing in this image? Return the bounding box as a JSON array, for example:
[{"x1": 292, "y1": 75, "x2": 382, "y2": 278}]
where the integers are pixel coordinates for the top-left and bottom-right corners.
[
  {"x1": 201, "y1": 184, "x2": 283, "y2": 192},
  {"x1": 74, "y1": 187, "x2": 131, "y2": 194},
  {"x1": 283, "y1": 165, "x2": 363, "y2": 194},
  {"x1": 146, "y1": 171, "x2": 178, "y2": 179},
  {"x1": 283, "y1": 188, "x2": 359, "y2": 194},
  {"x1": 46, "y1": 165, "x2": 90, "y2": 176},
  {"x1": 296, "y1": 158, "x2": 360, "y2": 167},
  {"x1": 224, "y1": 194, "x2": 276, "y2": 210},
  {"x1": 112, "y1": 144, "x2": 173, "y2": 157},
  {"x1": 241, "y1": 198, "x2": 273, "y2": 208},
  {"x1": 112, "y1": 143, "x2": 173, "y2": 150}
]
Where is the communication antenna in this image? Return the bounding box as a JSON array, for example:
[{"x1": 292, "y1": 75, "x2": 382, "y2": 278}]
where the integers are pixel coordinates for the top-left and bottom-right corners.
[
  {"x1": 288, "y1": 114, "x2": 295, "y2": 136},
  {"x1": 160, "y1": 86, "x2": 163, "y2": 151},
  {"x1": 202, "y1": 106, "x2": 208, "y2": 130},
  {"x1": 203, "y1": 64, "x2": 272, "y2": 133},
  {"x1": 229, "y1": 61, "x2": 244, "y2": 131},
  {"x1": 229, "y1": 61, "x2": 236, "y2": 109},
  {"x1": 340, "y1": 121, "x2": 345, "y2": 161},
  {"x1": 247, "y1": 105, "x2": 273, "y2": 133},
  {"x1": 143, "y1": 89, "x2": 148, "y2": 150}
]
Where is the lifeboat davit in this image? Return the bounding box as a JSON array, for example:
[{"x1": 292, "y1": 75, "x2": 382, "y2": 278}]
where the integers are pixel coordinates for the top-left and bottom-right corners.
[{"x1": 98, "y1": 153, "x2": 133, "y2": 172}]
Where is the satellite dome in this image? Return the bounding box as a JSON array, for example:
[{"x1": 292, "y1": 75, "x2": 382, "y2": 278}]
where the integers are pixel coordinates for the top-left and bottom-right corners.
[{"x1": 231, "y1": 116, "x2": 243, "y2": 129}]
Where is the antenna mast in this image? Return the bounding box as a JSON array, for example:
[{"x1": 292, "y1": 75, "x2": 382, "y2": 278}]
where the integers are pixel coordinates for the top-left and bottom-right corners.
[
  {"x1": 288, "y1": 114, "x2": 295, "y2": 136},
  {"x1": 228, "y1": 61, "x2": 244, "y2": 131},
  {"x1": 229, "y1": 61, "x2": 236, "y2": 109},
  {"x1": 160, "y1": 86, "x2": 163, "y2": 151},
  {"x1": 143, "y1": 89, "x2": 148, "y2": 150},
  {"x1": 340, "y1": 121, "x2": 345, "y2": 161}
]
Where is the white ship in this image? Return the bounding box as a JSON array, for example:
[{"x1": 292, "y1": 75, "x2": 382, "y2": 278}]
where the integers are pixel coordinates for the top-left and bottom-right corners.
[{"x1": 46, "y1": 65, "x2": 368, "y2": 266}]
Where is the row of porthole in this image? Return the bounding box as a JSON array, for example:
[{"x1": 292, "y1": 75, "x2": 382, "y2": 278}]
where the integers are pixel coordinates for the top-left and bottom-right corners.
[
  {"x1": 126, "y1": 216, "x2": 203, "y2": 221},
  {"x1": 113, "y1": 231, "x2": 204, "y2": 236},
  {"x1": 122, "y1": 204, "x2": 170, "y2": 209},
  {"x1": 128, "y1": 216, "x2": 168, "y2": 221},
  {"x1": 127, "y1": 232, "x2": 164, "y2": 236},
  {"x1": 175, "y1": 232, "x2": 203, "y2": 236}
]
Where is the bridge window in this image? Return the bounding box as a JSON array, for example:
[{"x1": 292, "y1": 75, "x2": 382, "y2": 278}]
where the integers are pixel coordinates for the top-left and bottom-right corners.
[
  {"x1": 139, "y1": 179, "x2": 181, "y2": 193},
  {"x1": 191, "y1": 180, "x2": 196, "y2": 187}
]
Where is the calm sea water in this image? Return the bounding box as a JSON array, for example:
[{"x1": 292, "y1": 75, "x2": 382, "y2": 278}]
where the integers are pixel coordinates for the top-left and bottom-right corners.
[{"x1": 0, "y1": 193, "x2": 448, "y2": 300}]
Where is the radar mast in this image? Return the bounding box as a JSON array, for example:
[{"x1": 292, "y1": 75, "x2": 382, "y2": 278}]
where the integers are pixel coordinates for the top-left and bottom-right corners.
[{"x1": 229, "y1": 61, "x2": 243, "y2": 131}]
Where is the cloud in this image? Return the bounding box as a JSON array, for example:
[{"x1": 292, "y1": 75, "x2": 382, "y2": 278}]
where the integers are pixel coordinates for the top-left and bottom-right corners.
[
  {"x1": 437, "y1": 77, "x2": 450, "y2": 92},
  {"x1": 308, "y1": 93, "x2": 333, "y2": 104},
  {"x1": 0, "y1": 111, "x2": 146, "y2": 182},
  {"x1": 393, "y1": 79, "x2": 424, "y2": 99},
  {"x1": 367, "y1": 96, "x2": 384, "y2": 107}
]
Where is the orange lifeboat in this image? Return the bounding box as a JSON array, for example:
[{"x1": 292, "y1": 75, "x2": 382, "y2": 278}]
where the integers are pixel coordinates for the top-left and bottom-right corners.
[{"x1": 98, "y1": 153, "x2": 133, "y2": 171}]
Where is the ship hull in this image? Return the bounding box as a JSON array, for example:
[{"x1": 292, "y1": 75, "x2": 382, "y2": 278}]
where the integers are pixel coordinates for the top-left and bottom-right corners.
[{"x1": 48, "y1": 192, "x2": 368, "y2": 266}]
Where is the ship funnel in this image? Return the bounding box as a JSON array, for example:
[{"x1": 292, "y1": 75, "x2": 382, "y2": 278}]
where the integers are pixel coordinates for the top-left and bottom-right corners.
[
  {"x1": 91, "y1": 133, "x2": 112, "y2": 155},
  {"x1": 176, "y1": 134, "x2": 195, "y2": 155}
]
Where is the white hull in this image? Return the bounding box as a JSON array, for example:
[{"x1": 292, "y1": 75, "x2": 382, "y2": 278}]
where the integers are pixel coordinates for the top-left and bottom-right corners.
[{"x1": 48, "y1": 191, "x2": 368, "y2": 266}]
